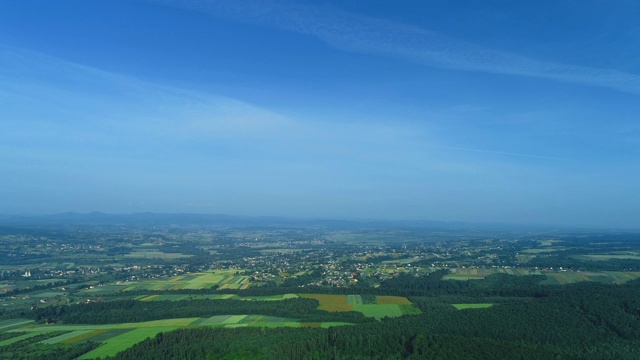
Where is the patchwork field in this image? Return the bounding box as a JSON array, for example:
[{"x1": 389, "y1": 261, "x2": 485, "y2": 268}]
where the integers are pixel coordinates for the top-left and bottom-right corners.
[
  {"x1": 444, "y1": 267, "x2": 543, "y2": 281},
  {"x1": 79, "y1": 327, "x2": 177, "y2": 359},
  {"x1": 3, "y1": 315, "x2": 349, "y2": 359},
  {"x1": 4, "y1": 292, "x2": 419, "y2": 358},
  {"x1": 300, "y1": 294, "x2": 421, "y2": 319},
  {"x1": 0, "y1": 319, "x2": 34, "y2": 330},
  {"x1": 573, "y1": 254, "x2": 640, "y2": 261},
  {"x1": 540, "y1": 271, "x2": 640, "y2": 285},
  {"x1": 79, "y1": 270, "x2": 251, "y2": 294},
  {"x1": 0, "y1": 332, "x2": 45, "y2": 346},
  {"x1": 135, "y1": 293, "x2": 299, "y2": 302},
  {"x1": 123, "y1": 251, "x2": 192, "y2": 259},
  {"x1": 443, "y1": 268, "x2": 640, "y2": 285}
]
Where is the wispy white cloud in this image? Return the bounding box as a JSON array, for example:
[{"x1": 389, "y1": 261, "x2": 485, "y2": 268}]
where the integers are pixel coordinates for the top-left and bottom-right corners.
[
  {"x1": 163, "y1": 0, "x2": 640, "y2": 94},
  {"x1": 2, "y1": 46, "x2": 626, "y2": 223},
  {"x1": 1, "y1": 43, "x2": 574, "y2": 190},
  {"x1": 1, "y1": 44, "x2": 570, "y2": 170},
  {"x1": 0, "y1": 45, "x2": 300, "y2": 144},
  {"x1": 0, "y1": 46, "x2": 421, "y2": 164}
]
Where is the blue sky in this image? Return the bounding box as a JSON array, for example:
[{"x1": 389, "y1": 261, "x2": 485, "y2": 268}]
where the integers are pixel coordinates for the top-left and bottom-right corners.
[{"x1": 1, "y1": 0, "x2": 639, "y2": 228}]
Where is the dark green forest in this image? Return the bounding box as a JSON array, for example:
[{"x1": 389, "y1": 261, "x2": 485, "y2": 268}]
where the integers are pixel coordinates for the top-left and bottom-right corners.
[
  {"x1": 3, "y1": 273, "x2": 640, "y2": 359},
  {"x1": 98, "y1": 276, "x2": 640, "y2": 359}
]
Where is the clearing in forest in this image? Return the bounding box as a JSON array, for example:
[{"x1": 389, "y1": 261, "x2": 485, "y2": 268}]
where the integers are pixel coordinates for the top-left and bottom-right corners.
[{"x1": 300, "y1": 294, "x2": 421, "y2": 319}]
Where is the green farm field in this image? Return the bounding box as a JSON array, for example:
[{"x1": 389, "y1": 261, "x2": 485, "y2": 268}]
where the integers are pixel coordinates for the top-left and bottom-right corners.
[
  {"x1": 540, "y1": 271, "x2": 640, "y2": 285},
  {"x1": 0, "y1": 319, "x2": 34, "y2": 330},
  {"x1": 300, "y1": 294, "x2": 421, "y2": 319},
  {"x1": 443, "y1": 267, "x2": 640, "y2": 285},
  {"x1": 135, "y1": 293, "x2": 299, "y2": 302},
  {"x1": 79, "y1": 270, "x2": 251, "y2": 295},
  {"x1": 351, "y1": 304, "x2": 404, "y2": 319},
  {"x1": 123, "y1": 251, "x2": 192, "y2": 260},
  {"x1": 3, "y1": 315, "x2": 349, "y2": 359},
  {"x1": 443, "y1": 267, "x2": 542, "y2": 281},
  {"x1": 78, "y1": 327, "x2": 176, "y2": 359},
  {"x1": 0, "y1": 332, "x2": 45, "y2": 346},
  {"x1": 573, "y1": 254, "x2": 640, "y2": 261}
]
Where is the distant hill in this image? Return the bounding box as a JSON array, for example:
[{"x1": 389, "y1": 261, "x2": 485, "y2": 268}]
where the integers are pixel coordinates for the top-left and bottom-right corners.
[
  {"x1": 0, "y1": 212, "x2": 500, "y2": 230},
  {"x1": 1, "y1": 212, "x2": 600, "y2": 233}
]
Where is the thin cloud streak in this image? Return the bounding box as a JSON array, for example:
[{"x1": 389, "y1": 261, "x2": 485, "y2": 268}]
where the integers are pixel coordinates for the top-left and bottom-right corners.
[
  {"x1": 0, "y1": 46, "x2": 448, "y2": 170},
  {"x1": 166, "y1": 0, "x2": 640, "y2": 94},
  {"x1": 0, "y1": 45, "x2": 299, "y2": 141}
]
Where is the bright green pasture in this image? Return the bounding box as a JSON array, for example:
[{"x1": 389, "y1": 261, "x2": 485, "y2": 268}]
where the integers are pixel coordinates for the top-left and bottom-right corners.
[
  {"x1": 302, "y1": 294, "x2": 420, "y2": 319},
  {"x1": 78, "y1": 327, "x2": 176, "y2": 359},
  {"x1": 352, "y1": 304, "x2": 404, "y2": 319},
  {"x1": 0, "y1": 319, "x2": 34, "y2": 330},
  {"x1": 452, "y1": 303, "x2": 493, "y2": 310},
  {"x1": 40, "y1": 330, "x2": 93, "y2": 344},
  {"x1": 0, "y1": 332, "x2": 44, "y2": 346}
]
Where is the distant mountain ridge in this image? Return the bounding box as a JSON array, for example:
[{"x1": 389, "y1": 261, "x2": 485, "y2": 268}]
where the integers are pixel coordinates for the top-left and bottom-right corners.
[{"x1": 0, "y1": 212, "x2": 491, "y2": 230}]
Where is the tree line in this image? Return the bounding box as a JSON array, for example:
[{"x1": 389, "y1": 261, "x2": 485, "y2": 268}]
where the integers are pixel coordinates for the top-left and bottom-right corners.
[{"x1": 25, "y1": 298, "x2": 373, "y2": 325}]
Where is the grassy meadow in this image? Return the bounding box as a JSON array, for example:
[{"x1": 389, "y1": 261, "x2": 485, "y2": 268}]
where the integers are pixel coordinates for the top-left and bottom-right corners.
[{"x1": 300, "y1": 294, "x2": 421, "y2": 319}]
